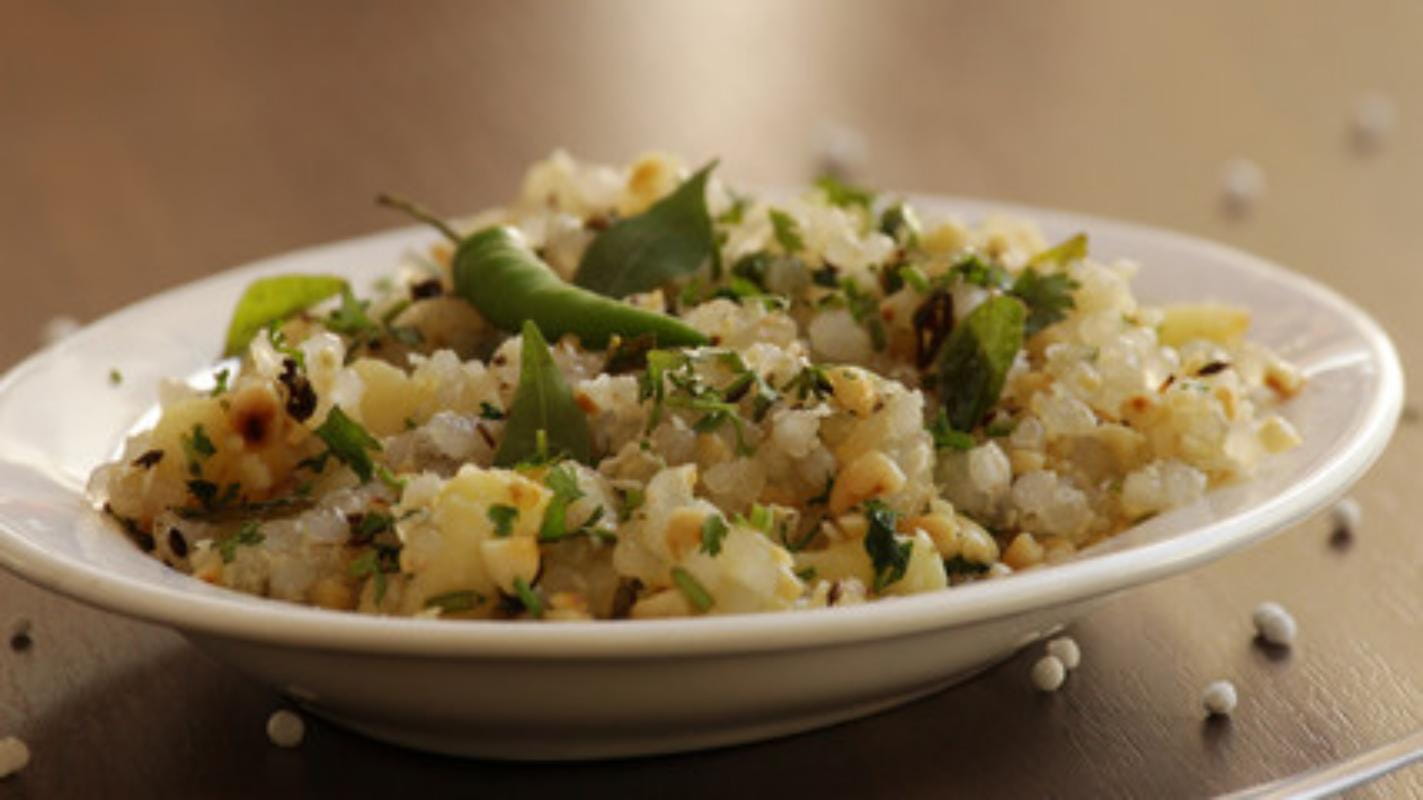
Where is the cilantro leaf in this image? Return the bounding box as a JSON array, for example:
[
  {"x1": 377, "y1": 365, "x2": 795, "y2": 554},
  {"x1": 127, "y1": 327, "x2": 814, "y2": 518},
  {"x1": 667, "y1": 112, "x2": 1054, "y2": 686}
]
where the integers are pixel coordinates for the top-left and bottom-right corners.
[
  {"x1": 314, "y1": 406, "x2": 382, "y2": 483},
  {"x1": 671, "y1": 566, "x2": 714, "y2": 613},
  {"x1": 700, "y1": 514, "x2": 728, "y2": 556},
  {"x1": 815, "y1": 175, "x2": 875, "y2": 210},
  {"x1": 487, "y1": 504, "x2": 519, "y2": 537},
  {"x1": 513, "y1": 576, "x2": 544, "y2": 619},
  {"x1": 181, "y1": 423, "x2": 216, "y2": 476},
  {"x1": 222, "y1": 274, "x2": 347, "y2": 357},
  {"x1": 928, "y1": 409, "x2": 975, "y2": 451},
  {"x1": 574, "y1": 162, "x2": 719, "y2": 297},
  {"x1": 768, "y1": 209, "x2": 804, "y2": 254},
  {"x1": 493, "y1": 321, "x2": 594, "y2": 467},
  {"x1": 863, "y1": 499, "x2": 912, "y2": 592},
  {"x1": 424, "y1": 589, "x2": 486, "y2": 614},
  {"x1": 538, "y1": 463, "x2": 586, "y2": 542},
  {"x1": 1011, "y1": 267, "x2": 1080, "y2": 336},
  {"x1": 218, "y1": 521, "x2": 264, "y2": 564},
  {"x1": 324, "y1": 286, "x2": 378, "y2": 336}
]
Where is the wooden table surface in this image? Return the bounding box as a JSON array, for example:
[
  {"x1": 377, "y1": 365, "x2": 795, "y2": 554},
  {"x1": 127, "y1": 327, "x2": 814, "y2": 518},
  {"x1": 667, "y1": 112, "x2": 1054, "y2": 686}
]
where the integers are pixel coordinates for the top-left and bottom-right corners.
[{"x1": 3, "y1": 2, "x2": 1421, "y2": 797}]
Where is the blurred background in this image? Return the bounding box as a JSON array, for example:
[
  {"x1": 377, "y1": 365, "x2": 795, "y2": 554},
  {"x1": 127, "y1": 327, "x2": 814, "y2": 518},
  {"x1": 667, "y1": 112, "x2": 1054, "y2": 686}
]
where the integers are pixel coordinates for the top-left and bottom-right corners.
[
  {"x1": 3, "y1": 1, "x2": 1420, "y2": 391},
  {"x1": 4, "y1": 2, "x2": 1423, "y2": 796}
]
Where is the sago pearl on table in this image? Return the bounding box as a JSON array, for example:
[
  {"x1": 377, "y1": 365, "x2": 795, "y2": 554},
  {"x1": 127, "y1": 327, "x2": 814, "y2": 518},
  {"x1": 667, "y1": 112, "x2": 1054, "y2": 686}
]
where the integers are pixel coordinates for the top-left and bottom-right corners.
[
  {"x1": 1202, "y1": 680, "x2": 1238, "y2": 717},
  {"x1": 1031, "y1": 655, "x2": 1066, "y2": 692},
  {"x1": 266, "y1": 709, "x2": 306, "y2": 748},
  {"x1": 1046, "y1": 636, "x2": 1081, "y2": 670},
  {"x1": 1252, "y1": 601, "x2": 1297, "y2": 647}
]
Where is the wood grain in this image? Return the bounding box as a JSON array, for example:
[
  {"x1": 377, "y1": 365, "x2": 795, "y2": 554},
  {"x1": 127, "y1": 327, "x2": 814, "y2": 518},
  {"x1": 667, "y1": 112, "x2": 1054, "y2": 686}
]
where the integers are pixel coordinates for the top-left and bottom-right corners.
[{"x1": 3, "y1": 1, "x2": 1421, "y2": 796}]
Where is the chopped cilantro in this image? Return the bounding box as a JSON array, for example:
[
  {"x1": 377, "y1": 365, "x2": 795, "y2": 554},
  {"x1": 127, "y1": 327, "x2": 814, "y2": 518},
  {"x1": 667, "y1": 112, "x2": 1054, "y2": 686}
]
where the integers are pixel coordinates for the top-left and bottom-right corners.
[
  {"x1": 210, "y1": 368, "x2": 230, "y2": 397},
  {"x1": 815, "y1": 175, "x2": 875, "y2": 210},
  {"x1": 746, "y1": 504, "x2": 773, "y2": 533},
  {"x1": 538, "y1": 464, "x2": 586, "y2": 542},
  {"x1": 478, "y1": 401, "x2": 505, "y2": 420},
  {"x1": 671, "y1": 567, "x2": 714, "y2": 613},
  {"x1": 424, "y1": 589, "x2": 486, "y2": 614},
  {"x1": 313, "y1": 406, "x2": 382, "y2": 483},
  {"x1": 863, "y1": 499, "x2": 912, "y2": 592},
  {"x1": 487, "y1": 504, "x2": 519, "y2": 537},
  {"x1": 784, "y1": 364, "x2": 833, "y2": 402},
  {"x1": 768, "y1": 208, "x2": 804, "y2": 254},
  {"x1": 929, "y1": 409, "x2": 975, "y2": 451},
  {"x1": 1011, "y1": 267, "x2": 1080, "y2": 336},
  {"x1": 716, "y1": 191, "x2": 751, "y2": 225},
  {"x1": 949, "y1": 254, "x2": 1013, "y2": 290},
  {"x1": 878, "y1": 202, "x2": 920, "y2": 246},
  {"x1": 898, "y1": 265, "x2": 930, "y2": 293},
  {"x1": 700, "y1": 513, "x2": 728, "y2": 556},
  {"x1": 795, "y1": 566, "x2": 818, "y2": 582},
  {"x1": 325, "y1": 286, "x2": 379, "y2": 336},
  {"x1": 352, "y1": 511, "x2": 394, "y2": 540},
  {"x1": 841, "y1": 278, "x2": 887, "y2": 351},
  {"x1": 512, "y1": 576, "x2": 544, "y2": 619},
  {"x1": 218, "y1": 521, "x2": 265, "y2": 563},
  {"x1": 619, "y1": 487, "x2": 646, "y2": 517},
  {"x1": 107, "y1": 368, "x2": 123, "y2": 386},
  {"x1": 181, "y1": 423, "x2": 217, "y2": 477},
  {"x1": 348, "y1": 550, "x2": 388, "y2": 604}
]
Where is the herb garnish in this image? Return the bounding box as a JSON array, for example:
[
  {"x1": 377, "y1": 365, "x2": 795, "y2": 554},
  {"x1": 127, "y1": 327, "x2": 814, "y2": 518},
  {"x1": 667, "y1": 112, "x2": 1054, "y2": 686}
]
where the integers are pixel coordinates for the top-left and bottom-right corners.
[
  {"x1": 1027, "y1": 233, "x2": 1088, "y2": 267},
  {"x1": 493, "y1": 321, "x2": 594, "y2": 467},
  {"x1": 671, "y1": 567, "x2": 714, "y2": 613},
  {"x1": 943, "y1": 555, "x2": 991, "y2": 576},
  {"x1": 863, "y1": 499, "x2": 911, "y2": 592},
  {"x1": 181, "y1": 423, "x2": 216, "y2": 476},
  {"x1": 1012, "y1": 268, "x2": 1080, "y2": 337},
  {"x1": 928, "y1": 409, "x2": 975, "y2": 451},
  {"x1": 768, "y1": 209, "x2": 804, "y2": 254},
  {"x1": 478, "y1": 401, "x2": 505, "y2": 420},
  {"x1": 574, "y1": 162, "x2": 720, "y2": 298},
  {"x1": 218, "y1": 521, "x2": 265, "y2": 564},
  {"x1": 487, "y1": 504, "x2": 519, "y2": 537},
  {"x1": 935, "y1": 295, "x2": 1025, "y2": 432},
  {"x1": 313, "y1": 406, "x2": 382, "y2": 483},
  {"x1": 815, "y1": 175, "x2": 874, "y2": 210},
  {"x1": 538, "y1": 463, "x2": 586, "y2": 542},
  {"x1": 324, "y1": 286, "x2": 379, "y2": 336},
  {"x1": 700, "y1": 513, "x2": 729, "y2": 556},
  {"x1": 424, "y1": 589, "x2": 486, "y2": 614},
  {"x1": 512, "y1": 576, "x2": 544, "y2": 619},
  {"x1": 222, "y1": 274, "x2": 347, "y2": 357}
]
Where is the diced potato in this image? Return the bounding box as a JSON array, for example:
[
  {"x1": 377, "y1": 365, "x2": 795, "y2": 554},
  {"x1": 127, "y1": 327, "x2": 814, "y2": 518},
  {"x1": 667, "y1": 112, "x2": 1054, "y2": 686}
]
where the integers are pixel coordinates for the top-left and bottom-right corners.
[{"x1": 1157, "y1": 303, "x2": 1251, "y2": 348}]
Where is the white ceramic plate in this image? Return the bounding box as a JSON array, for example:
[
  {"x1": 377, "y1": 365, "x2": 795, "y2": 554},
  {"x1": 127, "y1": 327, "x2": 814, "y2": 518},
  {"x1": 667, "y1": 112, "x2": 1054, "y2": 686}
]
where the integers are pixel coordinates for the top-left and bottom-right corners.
[{"x1": 0, "y1": 198, "x2": 1401, "y2": 760}]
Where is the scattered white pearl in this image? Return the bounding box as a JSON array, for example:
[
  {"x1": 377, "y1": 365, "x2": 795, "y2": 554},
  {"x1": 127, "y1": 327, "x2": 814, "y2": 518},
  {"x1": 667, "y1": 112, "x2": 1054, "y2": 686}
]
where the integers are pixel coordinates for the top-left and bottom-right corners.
[
  {"x1": 1202, "y1": 680, "x2": 1238, "y2": 716},
  {"x1": 1046, "y1": 636, "x2": 1081, "y2": 670},
  {"x1": 266, "y1": 709, "x2": 305, "y2": 748},
  {"x1": 1352, "y1": 90, "x2": 1398, "y2": 153},
  {"x1": 39, "y1": 315, "x2": 81, "y2": 346},
  {"x1": 814, "y1": 121, "x2": 868, "y2": 179},
  {"x1": 0, "y1": 736, "x2": 30, "y2": 779},
  {"x1": 1220, "y1": 157, "x2": 1266, "y2": 218},
  {"x1": 1252, "y1": 601, "x2": 1297, "y2": 646},
  {"x1": 1331, "y1": 497, "x2": 1362, "y2": 534},
  {"x1": 1031, "y1": 655, "x2": 1066, "y2": 692}
]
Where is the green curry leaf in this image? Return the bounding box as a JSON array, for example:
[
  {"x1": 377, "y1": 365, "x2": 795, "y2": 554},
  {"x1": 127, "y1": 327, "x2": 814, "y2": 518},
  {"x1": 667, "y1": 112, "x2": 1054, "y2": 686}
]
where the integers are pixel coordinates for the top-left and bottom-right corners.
[
  {"x1": 493, "y1": 321, "x2": 594, "y2": 467},
  {"x1": 935, "y1": 295, "x2": 1026, "y2": 431},
  {"x1": 574, "y1": 162, "x2": 720, "y2": 298},
  {"x1": 223, "y1": 274, "x2": 348, "y2": 356}
]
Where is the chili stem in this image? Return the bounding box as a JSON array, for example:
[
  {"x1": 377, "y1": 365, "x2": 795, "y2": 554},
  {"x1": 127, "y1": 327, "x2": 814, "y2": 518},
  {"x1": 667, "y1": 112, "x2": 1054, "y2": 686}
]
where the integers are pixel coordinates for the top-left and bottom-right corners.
[{"x1": 376, "y1": 193, "x2": 462, "y2": 244}]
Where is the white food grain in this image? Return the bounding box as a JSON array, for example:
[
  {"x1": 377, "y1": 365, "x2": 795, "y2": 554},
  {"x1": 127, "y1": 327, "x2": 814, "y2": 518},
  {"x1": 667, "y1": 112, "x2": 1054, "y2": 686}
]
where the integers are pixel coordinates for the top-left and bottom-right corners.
[
  {"x1": 1252, "y1": 601, "x2": 1297, "y2": 646},
  {"x1": 1331, "y1": 497, "x2": 1362, "y2": 534},
  {"x1": 1220, "y1": 158, "x2": 1266, "y2": 217},
  {"x1": 1046, "y1": 636, "x2": 1081, "y2": 669},
  {"x1": 1031, "y1": 655, "x2": 1066, "y2": 691},
  {"x1": 1202, "y1": 680, "x2": 1237, "y2": 716},
  {"x1": 0, "y1": 736, "x2": 30, "y2": 779},
  {"x1": 266, "y1": 709, "x2": 305, "y2": 748}
]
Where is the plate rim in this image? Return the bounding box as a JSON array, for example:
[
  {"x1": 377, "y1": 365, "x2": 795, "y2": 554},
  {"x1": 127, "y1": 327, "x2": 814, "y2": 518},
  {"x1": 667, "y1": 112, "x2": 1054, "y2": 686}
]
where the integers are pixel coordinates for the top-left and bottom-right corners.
[{"x1": 0, "y1": 195, "x2": 1403, "y2": 659}]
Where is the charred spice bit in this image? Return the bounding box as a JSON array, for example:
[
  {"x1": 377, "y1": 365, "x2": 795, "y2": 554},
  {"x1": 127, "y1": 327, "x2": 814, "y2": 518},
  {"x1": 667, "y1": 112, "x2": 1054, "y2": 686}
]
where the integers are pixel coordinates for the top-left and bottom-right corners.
[
  {"x1": 911, "y1": 289, "x2": 955, "y2": 369},
  {"x1": 279, "y1": 358, "x2": 317, "y2": 422},
  {"x1": 131, "y1": 449, "x2": 164, "y2": 469},
  {"x1": 409, "y1": 278, "x2": 444, "y2": 300},
  {"x1": 1196, "y1": 361, "x2": 1230, "y2": 377},
  {"x1": 1158, "y1": 374, "x2": 1176, "y2": 393},
  {"x1": 168, "y1": 528, "x2": 189, "y2": 558}
]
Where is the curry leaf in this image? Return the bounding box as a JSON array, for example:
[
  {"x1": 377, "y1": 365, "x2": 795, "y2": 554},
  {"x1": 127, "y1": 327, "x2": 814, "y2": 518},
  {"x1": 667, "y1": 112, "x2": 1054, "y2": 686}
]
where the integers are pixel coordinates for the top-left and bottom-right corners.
[
  {"x1": 223, "y1": 274, "x2": 348, "y2": 356},
  {"x1": 574, "y1": 162, "x2": 719, "y2": 297},
  {"x1": 935, "y1": 295, "x2": 1026, "y2": 431},
  {"x1": 493, "y1": 321, "x2": 594, "y2": 466},
  {"x1": 1027, "y1": 232, "x2": 1088, "y2": 267}
]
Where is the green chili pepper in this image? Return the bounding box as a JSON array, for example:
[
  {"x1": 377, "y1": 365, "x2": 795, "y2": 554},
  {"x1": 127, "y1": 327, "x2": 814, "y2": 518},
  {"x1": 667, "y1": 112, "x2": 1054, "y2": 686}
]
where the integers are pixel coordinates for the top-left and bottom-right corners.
[{"x1": 377, "y1": 195, "x2": 708, "y2": 350}]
